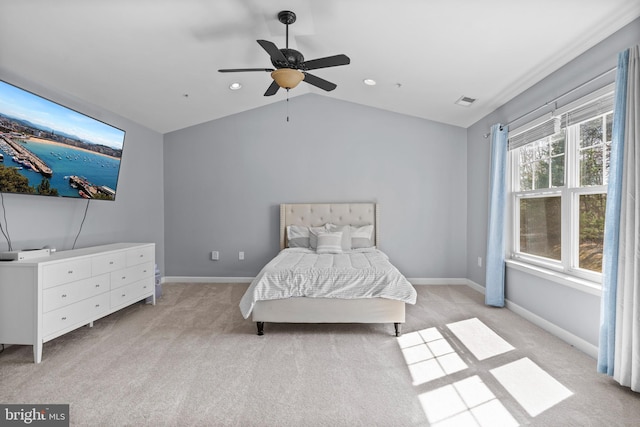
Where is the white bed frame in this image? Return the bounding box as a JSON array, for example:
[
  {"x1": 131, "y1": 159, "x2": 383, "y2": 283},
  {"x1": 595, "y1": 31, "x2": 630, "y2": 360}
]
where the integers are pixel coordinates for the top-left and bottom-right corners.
[{"x1": 252, "y1": 203, "x2": 406, "y2": 336}]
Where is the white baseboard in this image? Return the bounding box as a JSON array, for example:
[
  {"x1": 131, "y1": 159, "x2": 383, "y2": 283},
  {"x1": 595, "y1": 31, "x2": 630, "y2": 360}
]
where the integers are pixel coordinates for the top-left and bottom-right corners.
[
  {"x1": 163, "y1": 276, "x2": 472, "y2": 286},
  {"x1": 160, "y1": 275, "x2": 598, "y2": 358},
  {"x1": 463, "y1": 279, "x2": 486, "y2": 294},
  {"x1": 408, "y1": 278, "x2": 470, "y2": 285},
  {"x1": 162, "y1": 276, "x2": 253, "y2": 284},
  {"x1": 504, "y1": 299, "x2": 598, "y2": 358},
  {"x1": 463, "y1": 279, "x2": 598, "y2": 358}
]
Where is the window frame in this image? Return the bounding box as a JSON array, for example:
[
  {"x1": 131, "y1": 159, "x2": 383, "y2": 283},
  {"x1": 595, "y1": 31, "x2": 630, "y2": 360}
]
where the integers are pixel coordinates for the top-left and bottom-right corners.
[{"x1": 507, "y1": 85, "x2": 614, "y2": 286}]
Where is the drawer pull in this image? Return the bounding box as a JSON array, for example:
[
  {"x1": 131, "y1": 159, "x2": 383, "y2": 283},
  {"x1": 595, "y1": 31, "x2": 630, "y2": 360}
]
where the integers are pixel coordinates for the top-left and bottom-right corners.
[
  {"x1": 67, "y1": 270, "x2": 73, "y2": 274},
  {"x1": 61, "y1": 317, "x2": 67, "y2": 321},
  {"x1": 143, "y1": 285, "x2": 147, "y2": 289},
  {"x1": 95, "y1": 284, "x2": 100, "y2": 288},
  {"x1": 139, "y1": 254, "x2": 144, "y2": 258},
  {"x1": 61, "y1": 294, "x2": 67, "y2": 298},
  {"x1": 109, "y1": 261, "x2": 114, "y2": 265},
  {"x1": 121, "y1": 276, "x2": 126, "y2": 280},
  {"x1": 95, "y1": 304, "x2": 100, "y2": 308},
  {"x1": 121, "y1": 293, "x2": 126, "y2": 297}
]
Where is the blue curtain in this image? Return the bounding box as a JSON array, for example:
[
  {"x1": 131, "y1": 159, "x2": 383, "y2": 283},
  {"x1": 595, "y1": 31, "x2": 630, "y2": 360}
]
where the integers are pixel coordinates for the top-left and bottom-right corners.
[
  {"x1": 597, "y1": 48, "x2": 629, "y2": 375},
  {"x1": 485, "y1": 124, "x2": 509, "y2": 307}
]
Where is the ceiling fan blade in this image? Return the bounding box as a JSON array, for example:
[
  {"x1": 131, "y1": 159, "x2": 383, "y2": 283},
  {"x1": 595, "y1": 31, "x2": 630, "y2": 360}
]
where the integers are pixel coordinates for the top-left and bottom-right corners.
[
  {"x1": 257, "y1": 40, "x2": 288, "y2": 64},
  {"x1": 302, "y1": 72, "x2": 337, "y2": 92},
  {"x1": 218, "y1": 68, "x2": 274, "y2": 73},
  {"x1": 302, "y1": 54, "x2": 350, "y2": 71},
  {"x1": 264, "y1": 80, "x2": 280, "y2": 96}
]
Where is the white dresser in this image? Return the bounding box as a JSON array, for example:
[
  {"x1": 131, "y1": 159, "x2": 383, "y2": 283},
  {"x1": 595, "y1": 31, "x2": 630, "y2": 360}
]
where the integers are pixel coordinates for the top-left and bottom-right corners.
[{"x1": 0, "y1": 243, "x2": 155, "y2": 363}]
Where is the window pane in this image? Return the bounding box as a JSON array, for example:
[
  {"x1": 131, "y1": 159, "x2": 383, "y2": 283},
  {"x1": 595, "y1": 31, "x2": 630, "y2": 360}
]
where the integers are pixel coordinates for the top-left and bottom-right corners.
[
  {"x1": 580, "y1": 147, "x2": 603, "y2": 186},
  {"x1": 520, "y1": 145, "x2": 534, "y2": 164},
  {"x1": 580, "y1": 117, "x2": 603, "y2": 148},
  {"x1": 551, "y1": 130, "x2": 565, "y2": 156},
  {"x1": 533, "y1": 140, "x2": 549, "y2": 160},
  {"x1": 604, "y1": 141, "x2": 612, "y2": 183},
  {"x1": 520, "y1": 162, "x2": 533, "y2": 190},
  {"x1": 605, "y1": 113, "x2": 613, "y2": 142},
  {"x1": 579, "y1": 194, "x2": 606, "y2": 272},
  {"x1": 534, "y1": 160, "x2": 549, "y2": 189},
  {"x1": 520, "y1": 197, "x2": 561, "y2": 260},
  {"x1": 551, "y1": 155, "x2": 565, "y2": 187}
]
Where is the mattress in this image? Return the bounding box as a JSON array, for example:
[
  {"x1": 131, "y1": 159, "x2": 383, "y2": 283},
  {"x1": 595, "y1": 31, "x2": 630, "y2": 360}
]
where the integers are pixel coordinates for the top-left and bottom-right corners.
[{"x1": 239, "y1": 248, "x2": 417, "y2": 318}]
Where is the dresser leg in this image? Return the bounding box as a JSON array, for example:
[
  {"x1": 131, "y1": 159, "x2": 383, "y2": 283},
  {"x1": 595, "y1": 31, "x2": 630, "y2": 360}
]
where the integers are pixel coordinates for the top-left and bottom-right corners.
[
  {"x1": 34, "y1": 344, "x2": 42, "y2": 364},
  {"x1": 256, "y1": 322, "x2": 264, "y2": 336}
]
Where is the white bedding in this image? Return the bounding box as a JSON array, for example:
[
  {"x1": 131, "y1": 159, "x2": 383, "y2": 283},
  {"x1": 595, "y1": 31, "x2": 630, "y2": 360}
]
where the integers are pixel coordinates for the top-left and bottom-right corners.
[{"x1": 239, "y1": 248, "x2": 417, "y2": 319}]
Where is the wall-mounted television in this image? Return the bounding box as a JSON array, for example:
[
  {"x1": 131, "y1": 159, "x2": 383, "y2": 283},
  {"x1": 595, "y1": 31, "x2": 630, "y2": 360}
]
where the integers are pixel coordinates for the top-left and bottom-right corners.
[{"x1": 0, "y1": 80, "x2": 125, "y2": 200}]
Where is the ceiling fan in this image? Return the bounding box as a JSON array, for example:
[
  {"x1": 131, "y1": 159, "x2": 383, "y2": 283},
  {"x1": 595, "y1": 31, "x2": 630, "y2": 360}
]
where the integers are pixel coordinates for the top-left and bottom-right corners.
[{"x1": 218, "y1": 10, "x2": 350, "y2": 96}]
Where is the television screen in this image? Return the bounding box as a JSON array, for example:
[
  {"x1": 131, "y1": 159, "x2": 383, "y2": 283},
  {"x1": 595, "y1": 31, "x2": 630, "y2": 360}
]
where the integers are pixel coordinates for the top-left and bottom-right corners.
[{"x1": 0, "y1": 80, "x2": 125, "y2": 200}]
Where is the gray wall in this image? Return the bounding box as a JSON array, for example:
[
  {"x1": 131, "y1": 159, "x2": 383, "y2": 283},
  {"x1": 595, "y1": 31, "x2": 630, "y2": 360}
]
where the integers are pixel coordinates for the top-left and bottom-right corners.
[
  {"x1": 0, "y1": 70, "x2": 166, "y2": 272},
  {"x1": 466, "y1": 17, "x2": 640, "y2": 347},
  {"x1": 164, "y1": 94, "x2": 467, "y2": 278}
]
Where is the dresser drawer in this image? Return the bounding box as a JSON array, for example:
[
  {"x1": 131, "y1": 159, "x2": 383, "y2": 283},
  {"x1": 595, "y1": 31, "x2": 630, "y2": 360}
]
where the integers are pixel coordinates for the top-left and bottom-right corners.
[
  {"x1": 42, "y1": 258, "x2": 92, "y2": 289},
  {"x1": 126, "y1": 246, "x2": 154, "y2": 267},
  {"x1": 110, "y1": 277, "x2": 154, "y2": 308},
  {"x1": 43, "y1": 274, "x2": 109, "y2": 313},
  {"x1": 42, "y1": 293, "x2": 110, "y2": 337},
  {"x1": 92, "y1": 251, "x2": 126, "y2": 276},
  {"x1": 110, "y1": 261, "x2": 153, "y2": 290}
]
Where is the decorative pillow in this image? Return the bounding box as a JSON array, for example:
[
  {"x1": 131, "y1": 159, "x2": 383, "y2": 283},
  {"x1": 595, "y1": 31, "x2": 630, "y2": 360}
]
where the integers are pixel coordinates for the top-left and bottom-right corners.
[
  {"x1": 326, "y1": 224, "x2": 352, "y2": 251},
  {"x1": 316, "y1": 231, "x2": 344, "y2": 254},
  {"x1": 309, "y1": 225, "x2": 328, "y2": 249},
  {"x1": 350, "y1": 224, "x2": 374, "y2": 248},
  {"x1": 287, "y1": 225, "x2": 310, "y2": 248}
]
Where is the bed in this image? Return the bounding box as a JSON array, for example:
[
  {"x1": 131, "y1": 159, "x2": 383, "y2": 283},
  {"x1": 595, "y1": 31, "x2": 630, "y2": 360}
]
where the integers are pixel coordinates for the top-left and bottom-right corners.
[{"x1": 239, "y1": 203, "x2": 417, "y2": 336}]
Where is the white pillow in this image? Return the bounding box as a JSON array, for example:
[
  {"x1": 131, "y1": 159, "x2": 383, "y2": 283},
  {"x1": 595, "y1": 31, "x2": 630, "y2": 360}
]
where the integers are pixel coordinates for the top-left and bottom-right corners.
[
  {"x1": 287, "y1": 225, "x2": 310, "y2": 248},
  {"x1": 309, "y1": 225, "x2": 328, "y2": 249},
  {"x1": 350, "y1": 224, "x2": 374, "y2": 248},
  {"x1": 326, "y1": 224, "x2": 352, "y2": 251},
  {"x1": 316, "y1": 231, "x2": 344, "y2": 254}
]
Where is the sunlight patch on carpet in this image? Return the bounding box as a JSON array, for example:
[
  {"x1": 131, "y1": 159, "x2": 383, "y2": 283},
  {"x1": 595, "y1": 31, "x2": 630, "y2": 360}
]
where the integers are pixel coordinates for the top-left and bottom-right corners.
[
  {"x1": 447, "y1": 318, "x2": 514, "y2": 361},
  {"x1": 418, "y1": 375, "x2": 519, "y2": 427},
  {"x1": 490, "y1": 357, "x2": 573, "y2": 417},
  {"x1": 398, "y1": 327, "x2": 468, "y2": 385},
  {"x1": 400, "y1": 318, "x2": 575, "y2": 424}
]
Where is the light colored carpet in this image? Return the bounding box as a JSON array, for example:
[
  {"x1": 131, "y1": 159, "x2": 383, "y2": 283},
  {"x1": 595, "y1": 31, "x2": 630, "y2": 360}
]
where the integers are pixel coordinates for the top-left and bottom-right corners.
[{"x1": 1, "y1": 283, "x2": 638, "y2": 426}]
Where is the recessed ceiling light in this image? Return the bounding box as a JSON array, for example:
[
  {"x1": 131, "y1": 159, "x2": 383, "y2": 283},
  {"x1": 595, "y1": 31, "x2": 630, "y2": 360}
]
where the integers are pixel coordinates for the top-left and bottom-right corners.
[
  {"x1": 229, "y1": 82, "x2": 242, "y2": 90},
  {"x1": 455, "y1": 96, "x2": 476, "y2": 107},
  {"x1": 363, "y1": 79, "x2": 376, "y2": 86}
]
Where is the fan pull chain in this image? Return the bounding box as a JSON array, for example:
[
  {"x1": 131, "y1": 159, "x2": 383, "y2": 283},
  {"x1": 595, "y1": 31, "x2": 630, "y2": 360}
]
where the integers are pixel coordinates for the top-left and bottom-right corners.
[{"x1": 286, "y1": 89, "x2": 290, "y2": 122}]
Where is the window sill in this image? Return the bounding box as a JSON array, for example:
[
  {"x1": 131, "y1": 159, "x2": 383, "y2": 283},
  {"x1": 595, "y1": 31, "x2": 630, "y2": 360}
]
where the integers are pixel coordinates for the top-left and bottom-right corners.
[{"x1": 505, "y1": 259, "x2": 602, "y2": 297}]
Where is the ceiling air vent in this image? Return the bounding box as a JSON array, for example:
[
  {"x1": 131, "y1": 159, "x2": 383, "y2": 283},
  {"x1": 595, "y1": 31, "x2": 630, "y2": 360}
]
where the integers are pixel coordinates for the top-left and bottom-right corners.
[{"x1": 455, "y1": 96, "x2": 476, "y2": 107}]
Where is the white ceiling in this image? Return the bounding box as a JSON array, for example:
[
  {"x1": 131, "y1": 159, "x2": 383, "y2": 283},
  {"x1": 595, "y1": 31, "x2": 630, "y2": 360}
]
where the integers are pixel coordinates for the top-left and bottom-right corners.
[{"x1": 1, "y1": 0, "x2": 638, "y2": 134}]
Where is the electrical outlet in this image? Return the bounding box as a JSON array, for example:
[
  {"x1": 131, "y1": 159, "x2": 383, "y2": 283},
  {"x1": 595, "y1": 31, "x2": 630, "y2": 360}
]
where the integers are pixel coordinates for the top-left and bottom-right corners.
[
  {"x1": 211, "y1": 251, "x2": 219, "y2": 261},
  {"x1": 478, "y1": 256, "x2": 482, "y2": 267},
  {"x1": 239, "y1": 251, "x2": 244, "y2": 260}
]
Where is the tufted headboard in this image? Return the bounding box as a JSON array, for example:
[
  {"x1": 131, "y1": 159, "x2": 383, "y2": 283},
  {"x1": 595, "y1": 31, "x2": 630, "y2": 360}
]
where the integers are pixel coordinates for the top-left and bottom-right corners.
[{"x1": 280, "y1": 203, "x2": 379, "y2": 250}]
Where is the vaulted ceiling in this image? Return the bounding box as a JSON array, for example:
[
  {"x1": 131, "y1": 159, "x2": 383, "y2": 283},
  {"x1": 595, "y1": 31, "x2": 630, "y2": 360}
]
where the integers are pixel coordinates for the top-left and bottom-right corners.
[{"x1": 1, "y1": 0, "x2": 638, "y2": 134}]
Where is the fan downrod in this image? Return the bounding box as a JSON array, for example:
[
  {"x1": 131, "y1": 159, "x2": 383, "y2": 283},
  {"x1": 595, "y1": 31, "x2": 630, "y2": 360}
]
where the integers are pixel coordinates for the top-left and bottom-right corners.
[{"x1": 278, "y1": 10, "x2": 296, "y2": 25}]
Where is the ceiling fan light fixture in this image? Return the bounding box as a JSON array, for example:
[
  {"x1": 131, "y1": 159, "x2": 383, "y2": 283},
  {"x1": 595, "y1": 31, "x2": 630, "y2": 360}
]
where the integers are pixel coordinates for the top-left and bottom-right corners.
[
  {"x1": 271, "y1": 68, "x2": 304, "y2": 89},
  {"x1": 363, "y1": 79, "x2": 376, "y2": 86},
  {"x1": 229, "y1": 82, "x2": 242, "y2": 90}
]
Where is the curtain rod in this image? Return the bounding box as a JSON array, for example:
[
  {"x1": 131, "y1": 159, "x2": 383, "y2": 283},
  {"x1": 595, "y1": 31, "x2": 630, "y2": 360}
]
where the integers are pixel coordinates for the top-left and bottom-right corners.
[{"x1": 484, "y1": 66, "x2": 617, "y2": 137}]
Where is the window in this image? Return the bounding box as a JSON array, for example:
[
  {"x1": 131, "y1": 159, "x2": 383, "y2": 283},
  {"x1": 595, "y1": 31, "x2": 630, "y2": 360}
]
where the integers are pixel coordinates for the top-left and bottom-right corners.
[{"x1": 509, "y1": 89, "x2": 614, "y2": 283}]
